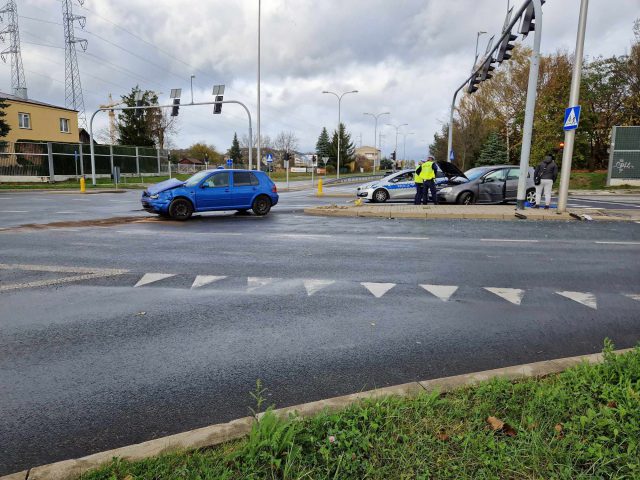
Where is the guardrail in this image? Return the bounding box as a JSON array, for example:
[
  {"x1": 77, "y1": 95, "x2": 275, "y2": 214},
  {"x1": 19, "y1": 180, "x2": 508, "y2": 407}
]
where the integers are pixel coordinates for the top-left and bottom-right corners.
[{"x1": 323, "y1": 174, "x2": 385, "y2": 185}]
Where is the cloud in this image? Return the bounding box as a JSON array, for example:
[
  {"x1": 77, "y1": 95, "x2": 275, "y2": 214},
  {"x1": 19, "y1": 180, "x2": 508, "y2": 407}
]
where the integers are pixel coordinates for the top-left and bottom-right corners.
[{"x1": 0, "y1": 0, "x2": 636, "y2": 160}]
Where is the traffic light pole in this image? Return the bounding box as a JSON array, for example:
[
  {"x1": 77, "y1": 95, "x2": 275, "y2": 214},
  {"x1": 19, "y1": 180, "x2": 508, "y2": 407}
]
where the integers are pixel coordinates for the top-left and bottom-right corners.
[
  {"x1": 515, "y1": 0, "x2": 543, "y2": 210},
  {"x1": 88, "y1": 99, "x2": 253, "y2": 186},
  {"x1": 557, "y1": 0, "x2": 589, "y2": 213}
]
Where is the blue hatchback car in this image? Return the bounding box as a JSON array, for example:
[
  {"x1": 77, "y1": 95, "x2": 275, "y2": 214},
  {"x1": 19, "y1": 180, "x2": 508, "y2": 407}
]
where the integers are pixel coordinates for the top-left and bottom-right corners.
[{"x1": 141, "y1": 169, "x2": 279, "y2": 220}]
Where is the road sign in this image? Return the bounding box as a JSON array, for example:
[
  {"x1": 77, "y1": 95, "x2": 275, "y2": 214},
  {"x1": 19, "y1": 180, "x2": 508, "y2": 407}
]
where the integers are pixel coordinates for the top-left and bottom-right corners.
[
  {"x1": 449, "y1": 150, "x2": 455, "y2": 161},
  {"x1": 226, "y1": 158, "x2": 233, "y2": 167},
  {"x1": 266, "y1": 153, "x2": 273, "y2": 163},
  {"x1": 563, "y1": 106, "x2": 581, "y2": 131},
  {"x1": 321, "y1": 156, "x2": 329, "y2": 165}
]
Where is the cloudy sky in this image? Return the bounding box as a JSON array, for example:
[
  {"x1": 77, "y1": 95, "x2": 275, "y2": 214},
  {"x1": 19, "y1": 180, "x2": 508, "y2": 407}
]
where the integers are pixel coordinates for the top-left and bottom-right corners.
[{"x1": 1, "y1": 0, "x2": 638, "y2": 160}]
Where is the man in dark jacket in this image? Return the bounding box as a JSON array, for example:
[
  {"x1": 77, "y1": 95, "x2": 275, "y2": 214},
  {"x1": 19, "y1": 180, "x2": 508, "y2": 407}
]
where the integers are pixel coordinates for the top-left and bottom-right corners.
[{"x1": 533, "y1": 154, "x2": 558, "y2": 209}]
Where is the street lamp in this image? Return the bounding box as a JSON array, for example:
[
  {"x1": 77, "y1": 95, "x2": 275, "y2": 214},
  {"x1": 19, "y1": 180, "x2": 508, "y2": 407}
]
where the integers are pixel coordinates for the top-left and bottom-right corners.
[
  {"x1": 363, "y1": 111, "x2": 390, "y2": 173},
  {"x1": 402, "y1": 131, "x2": 415, "y2": 166},
  {"x1": 190, "y1": 74, "x2": 195, "y2": 104},
  {"x1": 386, "y1": 122, "x2": 408, "y2": 169},
  {"x1": 322, "y1": 89, "x2": 358, "y2": 179}
]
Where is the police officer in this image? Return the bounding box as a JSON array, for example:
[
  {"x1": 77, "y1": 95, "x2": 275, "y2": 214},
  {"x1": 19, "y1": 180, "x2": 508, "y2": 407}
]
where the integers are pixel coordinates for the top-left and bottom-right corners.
[
  {"x1": 421, "y1": 155, "x2": 438, "y2": 205},
  {"x1": 413, "y1": 159, "x2": 425, "y2": 205}
]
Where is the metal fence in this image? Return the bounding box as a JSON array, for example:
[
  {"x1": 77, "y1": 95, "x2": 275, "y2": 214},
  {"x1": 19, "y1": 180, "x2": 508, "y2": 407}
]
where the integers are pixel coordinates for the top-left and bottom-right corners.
[
  {"x1": 0, "y1": 141, "x2": 169, "y2": 182},
  {"x1": 607, "y1": 126, "x2": 640, "y2": 186}
]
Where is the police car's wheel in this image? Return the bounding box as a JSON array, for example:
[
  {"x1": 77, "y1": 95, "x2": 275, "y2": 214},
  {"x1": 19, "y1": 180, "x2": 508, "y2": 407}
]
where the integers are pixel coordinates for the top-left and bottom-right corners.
[
  {"x1": 252, "y1": 195, "x2": 272, "y2": 216},
  {"x1": 373, "y1": 189, "x2": 388, "y2": 203},
  {"x1": 526, "y1": 188, "x2": 536, "y2": 205},
  {"x1": 457, "y1": 192, "x2": 474, "y2": 205},
  {"x1": 169, "y1": 198, "x2": 193, "y2": 220}
]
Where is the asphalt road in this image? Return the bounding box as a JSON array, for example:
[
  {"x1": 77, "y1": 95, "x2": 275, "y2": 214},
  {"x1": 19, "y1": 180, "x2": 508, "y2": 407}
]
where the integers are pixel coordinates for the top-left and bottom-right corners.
[{"x1": 1, "y1": 189, "x2": 640, "y2": 474}]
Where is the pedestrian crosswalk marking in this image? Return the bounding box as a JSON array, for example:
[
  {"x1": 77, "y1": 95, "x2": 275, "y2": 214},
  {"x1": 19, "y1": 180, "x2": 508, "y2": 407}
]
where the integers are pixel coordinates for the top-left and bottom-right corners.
[
  {"x1": 421, "y1": 284, "x2": 458, "y2": 302},
  {"x1": 623, "y1": 293, "x2": 640, "y2": 302},
  {"x1": 247, "y1": 277, "x2": 277, "y2": 291},
  {"x1": 191, "y1": 275, "x2": 226, "y2": 289},
  {"x1": 134, "y1": 273, "x2": 176, "y2": 288},
  {"x1": 484, "y1": 287, "x2": 525, "y2": 305},
  {"x1": 361, "y1": 282, "x2": 395, "y2": 298},
  {"x1": 556, "y1": 291, "x2": 597, "y2": 309},
  {"x1": 303, "y1": 279, "x2": 335, "y2": 296}
]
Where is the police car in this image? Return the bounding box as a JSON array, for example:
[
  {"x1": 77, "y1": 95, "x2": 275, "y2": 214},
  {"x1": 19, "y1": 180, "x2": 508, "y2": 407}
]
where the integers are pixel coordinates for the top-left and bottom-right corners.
[{"x1": 356, "y1": 162, "x2": 467, "y2": 203}]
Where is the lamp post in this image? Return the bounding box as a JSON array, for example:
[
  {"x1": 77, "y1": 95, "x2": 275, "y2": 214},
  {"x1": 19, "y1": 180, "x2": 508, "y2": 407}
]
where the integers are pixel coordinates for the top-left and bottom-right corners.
[
  {"x1": 387, "y1": 123, "x2": 408, "y2": 169},
  {"x1": 402, "y1": 132, "x2": 415, "y2": 167},
  {"x1": 190, "y1": 74, "x2": 195, "y2": 104},
  {"x1": 363, "y1": 111, "x2": 390, "y2": 173},
  {"x1": 256, "y1": 0, "x2": 261, "y2": 171},
  {"x1": 322, "y1": 90, "x2": 358, "y2": 179}
]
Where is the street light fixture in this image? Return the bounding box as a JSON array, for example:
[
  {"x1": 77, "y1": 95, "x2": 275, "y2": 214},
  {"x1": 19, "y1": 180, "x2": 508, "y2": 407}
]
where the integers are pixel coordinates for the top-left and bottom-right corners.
[
  {"x1": 322, "y1": 90, "x2": 358, "y2": 179},
  {"x1": 363, "y1": 111, "x2": 390, "y2": 173},
  {"x1": 386, "y1": 123, "x2": 408, "y2": 169}
]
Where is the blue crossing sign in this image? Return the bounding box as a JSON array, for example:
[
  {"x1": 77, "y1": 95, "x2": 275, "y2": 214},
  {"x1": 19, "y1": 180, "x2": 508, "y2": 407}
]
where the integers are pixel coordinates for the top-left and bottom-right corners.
[
  {"x1": 266, "y1": 153, "x2": 273, "y2": 163},
  {"x1": 563, "y1": 106, "x2": 581, "y2": 131},
  {"x1": 226, "y1": 158, "x2": 233, "y2": 167}
]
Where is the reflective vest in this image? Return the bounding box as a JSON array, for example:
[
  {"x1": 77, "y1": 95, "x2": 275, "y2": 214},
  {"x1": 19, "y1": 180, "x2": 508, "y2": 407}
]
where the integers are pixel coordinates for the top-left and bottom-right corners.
[
  {"x1": 414, "y1": 164, "x2": 423, "y2": 183},
  {"x1": 421, "y1": 161, "x2": 436, "y2": 181}
]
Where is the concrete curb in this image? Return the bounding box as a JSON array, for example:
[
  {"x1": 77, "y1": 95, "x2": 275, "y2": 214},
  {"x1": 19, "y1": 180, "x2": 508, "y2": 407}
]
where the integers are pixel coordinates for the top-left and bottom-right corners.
[
  {"x1": 5, "y1": 348, "x2": 632, "y2": 480},
  {"x1": 0, "y1": 189, "x2": 128, "y2": 194}
]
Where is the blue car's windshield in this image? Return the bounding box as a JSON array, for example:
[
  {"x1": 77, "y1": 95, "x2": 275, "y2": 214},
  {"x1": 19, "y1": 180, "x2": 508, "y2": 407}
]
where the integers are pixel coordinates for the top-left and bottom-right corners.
[
  {"x1": 464, "y1": 168, "x2": 489, "y2": 181},
  {"x1": 184, "y1": 170, "x2": 211, "y2": 187}
]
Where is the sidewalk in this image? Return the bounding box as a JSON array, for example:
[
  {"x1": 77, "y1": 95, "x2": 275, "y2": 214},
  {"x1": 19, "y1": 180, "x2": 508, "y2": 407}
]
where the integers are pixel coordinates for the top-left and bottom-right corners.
[{"x1": 304, "y1": 204, "x2": 640, "y2": 222}]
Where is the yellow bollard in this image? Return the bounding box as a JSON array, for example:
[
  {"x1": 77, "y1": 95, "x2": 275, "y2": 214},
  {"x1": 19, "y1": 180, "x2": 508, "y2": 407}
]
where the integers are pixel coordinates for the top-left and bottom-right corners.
[
  {"x1": 80, "y1": 176, "x2": 86, "y2": 193},
  {"x1": 317, "y1": 178, "x2": 323, "y2": 196}
]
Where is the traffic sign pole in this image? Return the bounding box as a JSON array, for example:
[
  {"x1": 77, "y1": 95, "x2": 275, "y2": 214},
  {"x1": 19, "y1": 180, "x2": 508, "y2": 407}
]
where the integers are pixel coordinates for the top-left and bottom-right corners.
[{"x1": 558, "y1": 0, "x2": 589, "y2": 213}]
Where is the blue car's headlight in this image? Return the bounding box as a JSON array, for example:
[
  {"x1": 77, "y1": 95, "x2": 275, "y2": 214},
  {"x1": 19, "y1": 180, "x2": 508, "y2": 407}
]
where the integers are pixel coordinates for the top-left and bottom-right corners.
[{"x1": 149, "y1": 194, "x2": 159, "y2": 199}]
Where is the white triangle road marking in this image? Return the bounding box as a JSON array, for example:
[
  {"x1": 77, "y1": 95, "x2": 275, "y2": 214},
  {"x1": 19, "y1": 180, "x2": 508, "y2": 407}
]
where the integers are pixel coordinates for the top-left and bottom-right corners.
[
  {"x1": 191, "y1": 275, "x2": 226, "y2": 289},
  {"x1": 303, "y1": 279, "x2": 335, "y2": 296},
  {"x1": 624, "y1": 293, "x2": 640, "y2": 302},
  {"x1": 361, "y1": 282, "x2": 395, "y2": 298},
  {"x1": 421, "y1": 284, "x2": 458, "y2": 302},
  {"x1": 247, "y1": 277, "x2": 277, "y2": 291},
  {"x1": 556, "y1": 291, "x2": 597, "y2": 309},
  {"x1": 134, "y1": 273, "x2": 176, "y2": 288},
  {"x1": 484, "y1": 287, "x2": 525, "y2": 305}
]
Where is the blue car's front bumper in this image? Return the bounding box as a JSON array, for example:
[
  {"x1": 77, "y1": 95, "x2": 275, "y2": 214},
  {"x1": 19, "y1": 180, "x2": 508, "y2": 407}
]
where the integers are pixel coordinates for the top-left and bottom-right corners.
[{"x1": 141, "y1": 196, "x2": 170, "y2": 214}]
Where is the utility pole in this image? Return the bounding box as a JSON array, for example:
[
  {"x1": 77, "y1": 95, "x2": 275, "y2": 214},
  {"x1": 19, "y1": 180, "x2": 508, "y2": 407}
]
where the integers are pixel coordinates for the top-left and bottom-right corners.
[
  {"x1": 62, "y1": 0, "x2": 88, "y2": 129},
  {"x1": 0, "y1": 0, "x2": 27, "y2": 99},
  {"x1": 322, "y1": 90, "x2": 358, "y2": 179},
  {"x1": 557, "y1": 0, "x2": 589, "y2": 213},
  {"x1": 363, "y1": 111, "x2": 390, "y2": 173},
  {"x1": 256, "y1": 0, "x2": 261, "y2": 171}
]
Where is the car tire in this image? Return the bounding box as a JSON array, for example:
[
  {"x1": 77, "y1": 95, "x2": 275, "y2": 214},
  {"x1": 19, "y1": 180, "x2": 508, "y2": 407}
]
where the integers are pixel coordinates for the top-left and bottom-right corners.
[
  {"x1": 457, "y1": 192, "x2": 474, "y2": 205},
  {"x1": 372, "y1": 189, "x2": 389, "y2": 203},
  {"x1": 252, "y1": 195, "x2": 272, "y2": 216},
  {"x1": 526, "y1": 188, "x2": 536, "y2": 205},
  {"x1": 168, "y1": 198, "x2": 193, "y2": 221}
]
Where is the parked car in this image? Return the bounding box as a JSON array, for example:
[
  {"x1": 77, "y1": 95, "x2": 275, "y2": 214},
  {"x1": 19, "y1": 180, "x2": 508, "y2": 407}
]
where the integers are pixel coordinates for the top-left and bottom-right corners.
[
  {"x1": 141, "y1": 169, "x2": 279, "y2": 220},
  {"x1": 356, "y1": 162, "x2": 467, "y2": 203},
  {"x1": 436, "y1": 165, "x2": 536, "y2": 205}
]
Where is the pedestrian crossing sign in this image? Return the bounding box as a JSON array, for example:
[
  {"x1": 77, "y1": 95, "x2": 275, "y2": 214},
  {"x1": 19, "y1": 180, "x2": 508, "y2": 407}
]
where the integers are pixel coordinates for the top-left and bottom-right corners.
[{"x1": 563, "y1": 106, "x2": 581, "y2": 131}]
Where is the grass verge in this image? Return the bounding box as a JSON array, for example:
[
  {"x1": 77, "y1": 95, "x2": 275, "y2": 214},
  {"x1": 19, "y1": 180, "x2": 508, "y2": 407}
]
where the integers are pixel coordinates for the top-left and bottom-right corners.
[{"x1": 82, "y1": 342, "x2": 640, "y2": 480}]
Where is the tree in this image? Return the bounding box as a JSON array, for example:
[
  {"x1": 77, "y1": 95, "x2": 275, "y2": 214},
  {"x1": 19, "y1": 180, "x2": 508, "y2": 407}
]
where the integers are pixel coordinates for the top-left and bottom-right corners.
[
  {"x1": 379, "y1": 157, "x2": 393, "y2": 170},
  {"x1": 228, "y1": 132, "x2": 242, "y2": 163},
  {"x1": 315, "y1": 127, "x2": 331, "y2": 159},
  {"x1": 476, "y1": 132, "x2": 508, "y2": 166},
  {"x1": 328, "y1": 123, "x2": 355, "y2": 170},
  {"x1": 188, "y1": 142, "x2": 221, "y2": 163},
  {"x1": 149, "y1": 108, "x2": 179, "y2": 151},
  {"x1": 0, "y1": 97, "x2": 11, "y2": 146},
  {"x1": 274, "y1": 131, "x2": 299, "y2": 154},
  {"x1": 116, "y1": 87, "x2": 158, "y2": 146}
]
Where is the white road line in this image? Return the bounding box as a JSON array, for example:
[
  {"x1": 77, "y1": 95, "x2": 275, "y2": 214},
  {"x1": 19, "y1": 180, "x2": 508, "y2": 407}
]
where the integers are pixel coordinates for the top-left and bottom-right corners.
[
  {"x1": 556, "y1": 291, "x2": 597, "y2": 309},
  {"x1": 303, "y1": 279, "x2": 335, "y2": 296},
  {"x1": 594, "y1": 241, "x2": 640, "y2": 246},
  {"x1": 624, "y1": 293, "x2": 640, "y2": 302},
  {"x1": 2, "y1": 210, "x2": 29, "y2": 213},
  {"x1": 191, "y1": 275, "x2": 226, "y2": 289},
  {"x1": 481, "y1": 239, "x2": 539, "y2": 243},
  {"x1": 116, "y1": 230, "x2": 243, "y2": 236},
  {"x1": 377, "y1": 236, "x2": 430, "y2": 240},
  {"x1": 421, "y1": 284, "x2": 458, "y2": 302},
  {"x1": 274, "y1": 233, "x2": 332, "y2": 239},
  {"x1": 571, "y1": 198, "x2": 640, "y2": 208},
  {"x1": 54, "y1": 211, "x2": 80, "y2": 214},
  {"x1": 361, "y1": 282, "x2": 395, "y2": 298},
  {"x1": 484, "y1": 287, "x2": 525, "y2": 305},
  {"x1": 0, "y1": 271, "x2": 127, "y2": 292},
  {"x1": 134, "y1": 273, "x2": 175, "y2": 287},
  {"x1": 247, "y1": 277, "x2": 277, "y2": 291},
  {"x1": 0, "y1": 263, "x2": 125, "y2": 274}
]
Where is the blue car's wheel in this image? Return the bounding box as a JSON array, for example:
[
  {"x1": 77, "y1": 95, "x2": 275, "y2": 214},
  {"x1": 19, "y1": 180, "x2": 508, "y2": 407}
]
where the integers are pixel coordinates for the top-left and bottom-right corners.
[
  {"x1": 169, "y1": 198, "x2": 193, "y2": 221},
  {"x1": 252, "y1": 195, "x2": 272, "y2": 216}
]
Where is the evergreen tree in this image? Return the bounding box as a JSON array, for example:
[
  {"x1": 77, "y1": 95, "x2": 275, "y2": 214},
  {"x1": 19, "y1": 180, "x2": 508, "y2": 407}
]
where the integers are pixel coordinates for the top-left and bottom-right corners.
[
  {"x1": 116, "y1": 86, "x2": 158, "y2": 146},
  {"x1": 315, "y1": 127, "x2": 331, "y2": 159},
  {"x1": 0, "y1": 97, "x2": 11, "y2": 145},
  {"x1": 229, "y1": 132, "x2": 242, "y2": 163},
  {"x1": 476, "y1": 132, "x2": 508, "y2": 166},
  {"x1": 328, "y1": 123, "x2": 355, "y2": 170}
]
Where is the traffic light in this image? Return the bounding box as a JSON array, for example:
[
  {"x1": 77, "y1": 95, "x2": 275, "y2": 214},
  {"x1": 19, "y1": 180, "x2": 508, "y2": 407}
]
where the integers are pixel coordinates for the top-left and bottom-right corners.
[
  {"x1": 213, "y1": 95, "x2": 223, "y2": 114},
  {"x1": 135, "y1": 99, "x2": 144, "y2": 118},
  {"x1": 171, "y1": 98, "x2": 180, "y2": 117},
  {"x1": 479, "y1": 57, "x2": 496, "y2": 81},
  {"x1": 312, "y1": 154, "x2": 317, "y2": 165},
  {"x1": 497, "y1": 31, "x2": 517, "y2": 62},
  {"x1": 467, "y1": 74, "x2": 481, "y2": 94},
  {"x1": 391, "y1": 151, "x2": 396, "y2": 161},
  {"x1": 519, "y1": 1, "x2": 545, "y2": 37}
]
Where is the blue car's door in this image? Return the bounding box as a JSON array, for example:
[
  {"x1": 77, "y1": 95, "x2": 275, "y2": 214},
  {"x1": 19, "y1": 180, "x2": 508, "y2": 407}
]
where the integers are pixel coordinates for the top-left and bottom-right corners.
[
  {"x1": 195, "y1": 171, "x2": 232, "y2": 209},
  {"x1": 231, "y1": 171, "x2": 260, "y2": 207}
]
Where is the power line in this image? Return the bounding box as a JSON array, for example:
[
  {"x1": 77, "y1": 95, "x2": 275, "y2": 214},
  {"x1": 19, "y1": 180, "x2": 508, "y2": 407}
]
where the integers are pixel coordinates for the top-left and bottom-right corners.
[{"x1": 18, "y1": 15, "x2": 61, "y2": 26}]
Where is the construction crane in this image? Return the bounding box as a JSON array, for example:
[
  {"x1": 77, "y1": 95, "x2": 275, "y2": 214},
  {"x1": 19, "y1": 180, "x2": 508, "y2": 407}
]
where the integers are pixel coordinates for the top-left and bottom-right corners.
[{"x1": 99, "y1": 93, "x2": 123, "y2": 144}]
